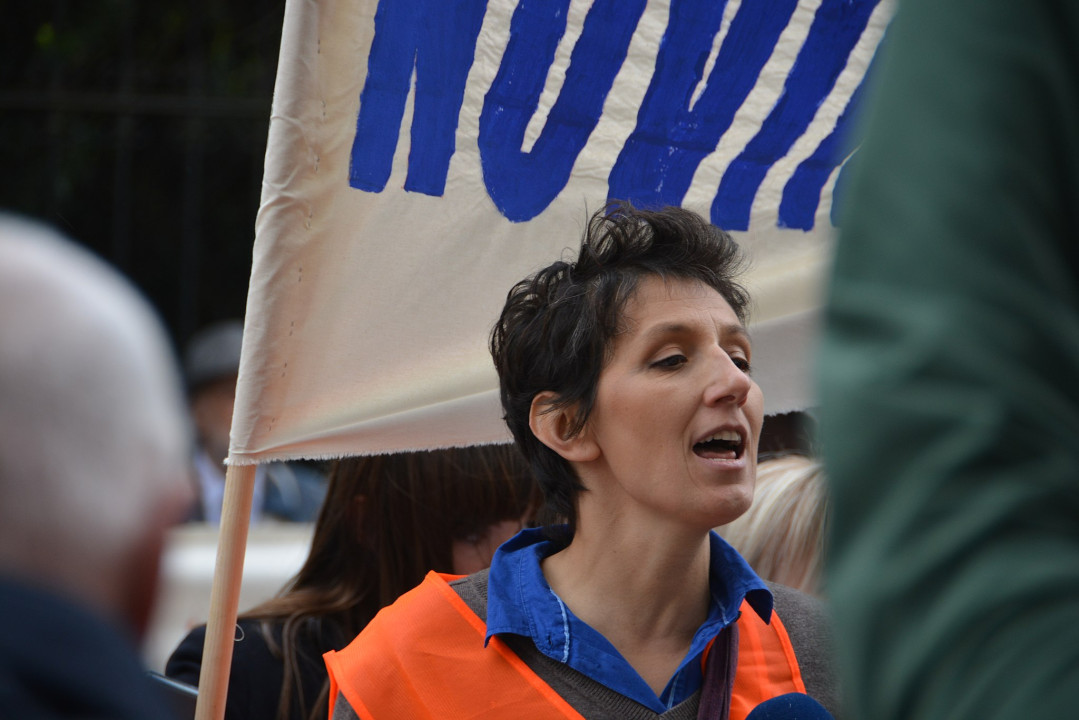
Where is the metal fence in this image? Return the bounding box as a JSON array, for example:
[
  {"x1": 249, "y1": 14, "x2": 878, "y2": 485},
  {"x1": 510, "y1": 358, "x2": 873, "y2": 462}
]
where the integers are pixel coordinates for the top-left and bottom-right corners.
[{"x1": 1, "y1": 1, "x2": 283, "y2": 347}]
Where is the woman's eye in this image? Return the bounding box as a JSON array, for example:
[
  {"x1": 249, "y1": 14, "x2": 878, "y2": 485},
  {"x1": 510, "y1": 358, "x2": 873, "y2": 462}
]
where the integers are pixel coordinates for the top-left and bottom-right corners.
[
  {"x1": 731, "y1": 356, "x2": 752, "y2": 373},
  {"x1": 652, "y1": 354, "x2": 687, "y2": 369}
]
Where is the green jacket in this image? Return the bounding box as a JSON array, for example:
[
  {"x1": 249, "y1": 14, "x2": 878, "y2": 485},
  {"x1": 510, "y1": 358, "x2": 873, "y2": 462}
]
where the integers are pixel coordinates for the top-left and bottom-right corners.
[{"x1": 818, "y1": 0, "x2": 1079, "y2": 718}]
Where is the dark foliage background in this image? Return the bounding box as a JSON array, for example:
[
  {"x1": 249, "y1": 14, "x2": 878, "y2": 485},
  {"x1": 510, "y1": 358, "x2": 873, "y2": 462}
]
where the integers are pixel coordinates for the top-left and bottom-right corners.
[{"x1": 1, "y1": 0, "x2": 286, "y2": 354}]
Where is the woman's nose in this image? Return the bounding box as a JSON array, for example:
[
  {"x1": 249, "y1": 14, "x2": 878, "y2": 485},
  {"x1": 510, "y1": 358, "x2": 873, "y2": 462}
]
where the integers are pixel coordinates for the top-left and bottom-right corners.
[{"x1": 703, "y1": 350, "x2": 752, "y2": 407}]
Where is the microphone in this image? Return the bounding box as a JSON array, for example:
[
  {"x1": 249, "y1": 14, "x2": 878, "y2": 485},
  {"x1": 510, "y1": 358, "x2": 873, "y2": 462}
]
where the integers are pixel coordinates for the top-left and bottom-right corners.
[{"x1": 745, "y1": 693, "x2": 834, "y2": 719}]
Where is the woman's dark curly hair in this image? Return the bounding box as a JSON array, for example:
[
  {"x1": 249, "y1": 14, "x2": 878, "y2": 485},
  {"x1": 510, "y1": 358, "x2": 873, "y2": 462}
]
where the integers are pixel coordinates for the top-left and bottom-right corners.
[{"x1": 490, "y1": 201, "x2": 749, "y2": 540}]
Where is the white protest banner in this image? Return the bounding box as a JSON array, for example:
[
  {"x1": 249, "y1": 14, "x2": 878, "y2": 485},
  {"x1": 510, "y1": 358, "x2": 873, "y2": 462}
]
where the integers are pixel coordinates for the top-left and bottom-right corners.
[{"x1": 230, "y1": 0, "x2": 891, "y2": 462}]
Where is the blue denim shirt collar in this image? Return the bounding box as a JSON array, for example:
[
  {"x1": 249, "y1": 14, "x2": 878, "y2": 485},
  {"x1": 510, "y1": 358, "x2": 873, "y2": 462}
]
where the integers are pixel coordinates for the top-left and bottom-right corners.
[{"x1": 484, "y1": 527, "x2": 772, "y2": 712}]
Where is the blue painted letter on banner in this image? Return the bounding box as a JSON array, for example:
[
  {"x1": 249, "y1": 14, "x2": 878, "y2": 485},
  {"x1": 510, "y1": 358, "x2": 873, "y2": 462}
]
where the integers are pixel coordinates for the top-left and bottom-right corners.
[
  {"x1": 607, "y1": 0, "x2": 798, "y2": 210},
  {"x1": 349, "y1": 0, "x2": 486, "y2": 196},
  {"x1": 711, "y1": 0, "x2": 879, "y2": 230},
  {"x1": 478, "y1": 0, "x2": 645, "y2": 222},
  {"x1": 778, "y1": 35, "x2": 883, "y2": 230}
]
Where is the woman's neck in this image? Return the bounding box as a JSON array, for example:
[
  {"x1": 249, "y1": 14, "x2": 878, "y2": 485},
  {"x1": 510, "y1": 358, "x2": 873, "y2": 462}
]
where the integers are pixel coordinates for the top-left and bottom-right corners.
[{"x1": 541, "y1": 516, "x2": 713, "y2": 694}]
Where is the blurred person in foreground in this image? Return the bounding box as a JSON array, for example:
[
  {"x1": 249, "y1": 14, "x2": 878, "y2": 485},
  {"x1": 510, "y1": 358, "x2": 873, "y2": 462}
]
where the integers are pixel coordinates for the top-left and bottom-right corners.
[
  {"x1": 183, "y1": 319, "x2": 327, "y2": 524},
  {"x1": 166, "y1": 444, "x2": 539, "y2": 720},
  {"x1": 817, "y1": 0, "x2": 1079, "y2": 718},
  {"x1": 325, "y1": 203, "x2": 839, "y2": 719},
  {"x1": 0, "y1": 215, "x2": 194, "y2": 718}
]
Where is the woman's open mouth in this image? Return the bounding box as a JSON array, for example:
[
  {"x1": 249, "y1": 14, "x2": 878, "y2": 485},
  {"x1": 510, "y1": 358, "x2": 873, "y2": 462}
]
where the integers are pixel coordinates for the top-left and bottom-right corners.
[{"x1": 692, "y1": 429, "x2": 744, "y2": 460}]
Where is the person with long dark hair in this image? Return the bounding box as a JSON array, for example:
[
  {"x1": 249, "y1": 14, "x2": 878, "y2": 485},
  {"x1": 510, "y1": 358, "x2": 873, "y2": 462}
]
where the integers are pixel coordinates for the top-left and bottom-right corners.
[{"x1": 166, "y1": 444, "x2": 539, "y2": 720}]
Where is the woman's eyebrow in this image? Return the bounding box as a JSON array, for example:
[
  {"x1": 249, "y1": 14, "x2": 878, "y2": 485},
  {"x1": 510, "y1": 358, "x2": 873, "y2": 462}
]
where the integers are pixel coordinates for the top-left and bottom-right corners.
[
  {"x1": 725, "y1": 323, "x2": 752, "y2": 346},
  {"x1": 641, "y1": 322, "x2": 692, "y2": 340},
  {"x1": 640, "y1": 321, "x2": 751, "y2": 344}
]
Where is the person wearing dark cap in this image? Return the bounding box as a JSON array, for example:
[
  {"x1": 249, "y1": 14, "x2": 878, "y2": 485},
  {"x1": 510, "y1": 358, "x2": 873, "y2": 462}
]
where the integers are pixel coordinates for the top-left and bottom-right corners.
[{"x1": 183, "y1": 320, "x2": 327, "y2": 524}]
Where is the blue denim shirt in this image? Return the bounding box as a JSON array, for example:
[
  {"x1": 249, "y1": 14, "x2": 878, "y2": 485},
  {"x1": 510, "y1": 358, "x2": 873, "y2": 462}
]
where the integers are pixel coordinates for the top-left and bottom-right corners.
[{"x1": 484, "y1": 527, "x2": 773, "y2": 712}]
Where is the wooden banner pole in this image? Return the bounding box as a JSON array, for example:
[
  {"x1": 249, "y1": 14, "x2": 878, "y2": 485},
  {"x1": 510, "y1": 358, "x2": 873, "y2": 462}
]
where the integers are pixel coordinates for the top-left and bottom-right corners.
[{"x1": 193, "y1": 462, "x2": 257, "y2": 720}]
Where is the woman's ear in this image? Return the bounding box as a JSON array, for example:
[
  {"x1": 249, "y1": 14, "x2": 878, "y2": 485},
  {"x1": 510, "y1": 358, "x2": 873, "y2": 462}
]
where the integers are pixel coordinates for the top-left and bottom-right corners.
[{"x1": 529, "y1": 391, "x2": 600, "y2": 463}]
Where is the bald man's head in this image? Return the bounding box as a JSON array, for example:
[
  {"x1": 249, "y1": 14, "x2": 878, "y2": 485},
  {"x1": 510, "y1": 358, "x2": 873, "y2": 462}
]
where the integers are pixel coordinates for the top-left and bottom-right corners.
[{"x1": 0, "y1": 215, "x2": 193, "y2": 635}]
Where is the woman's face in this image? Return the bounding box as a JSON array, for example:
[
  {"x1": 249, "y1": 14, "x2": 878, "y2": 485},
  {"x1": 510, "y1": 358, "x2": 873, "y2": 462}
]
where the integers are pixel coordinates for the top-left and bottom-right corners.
[{"x1": 581, "y1": 275, "x2": 764, "y2": 532}]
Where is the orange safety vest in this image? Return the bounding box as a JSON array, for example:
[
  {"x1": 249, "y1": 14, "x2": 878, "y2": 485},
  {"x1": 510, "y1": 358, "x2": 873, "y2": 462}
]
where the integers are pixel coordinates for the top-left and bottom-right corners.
[{"x1": 325, "y1": 572, "x2": 805, "y2": 720}]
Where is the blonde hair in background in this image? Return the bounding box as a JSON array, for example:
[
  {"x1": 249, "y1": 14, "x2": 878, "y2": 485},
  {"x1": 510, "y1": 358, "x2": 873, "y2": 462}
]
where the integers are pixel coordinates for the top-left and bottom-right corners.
[{"x1": 718, "y1": 454, "x2": 827, "y2": 596}]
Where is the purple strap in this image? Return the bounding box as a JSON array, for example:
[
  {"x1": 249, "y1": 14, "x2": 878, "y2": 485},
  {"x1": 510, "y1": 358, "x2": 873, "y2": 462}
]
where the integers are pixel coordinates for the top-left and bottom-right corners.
[{"x1": 698, "y1": 619, "x2": 739, "y2": 720}]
